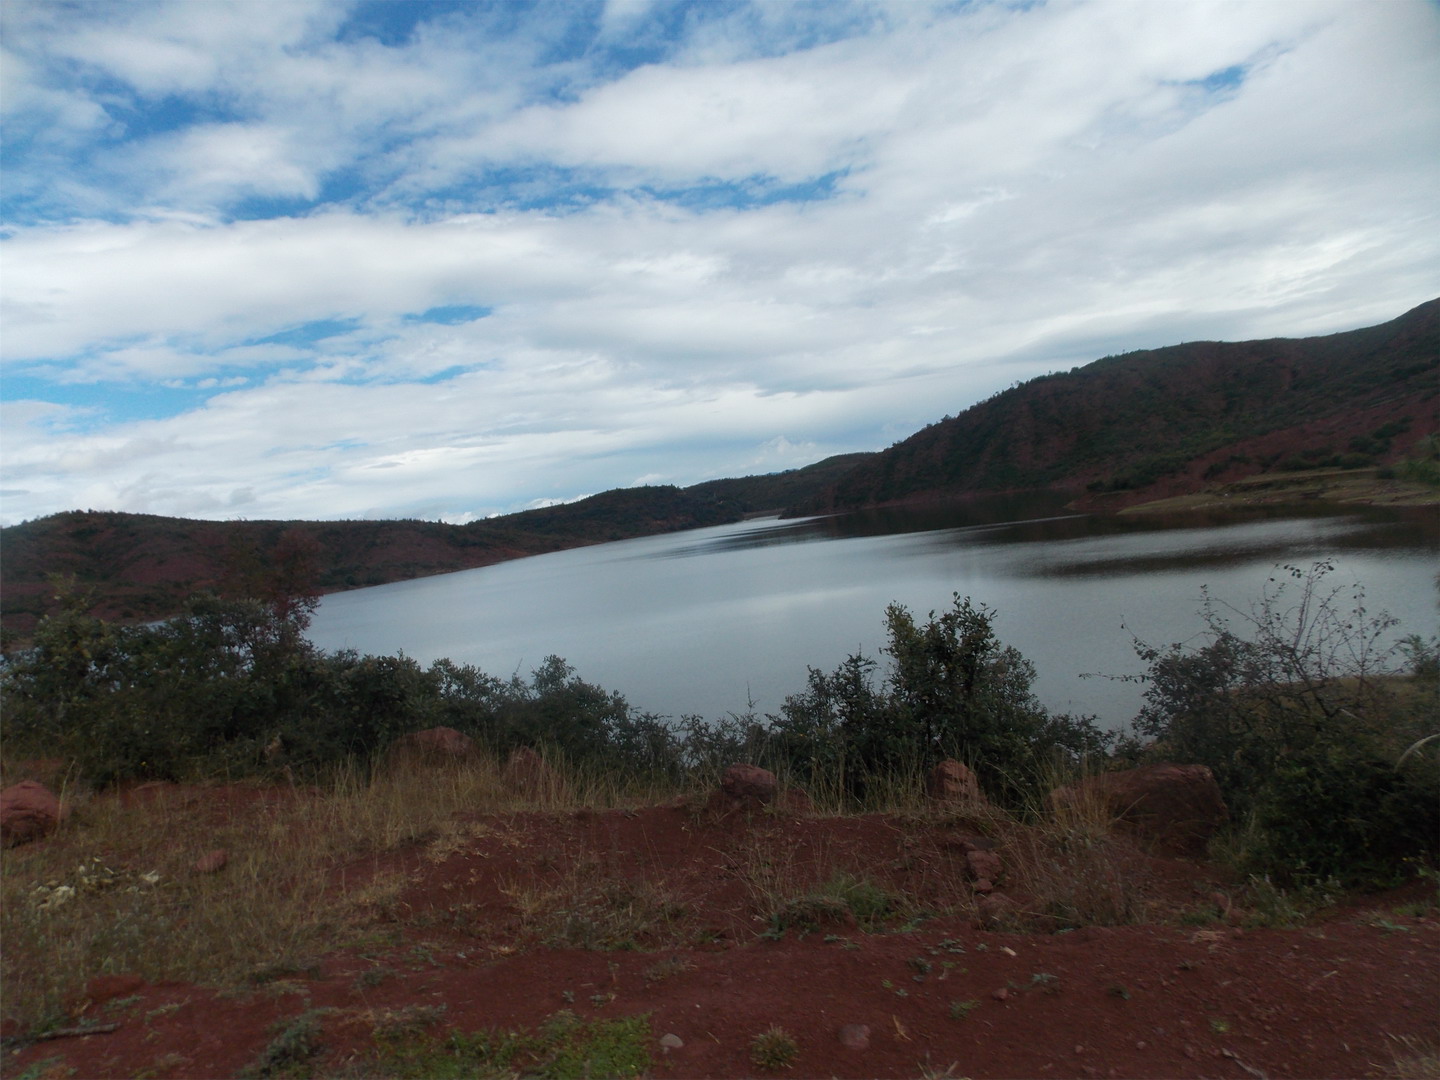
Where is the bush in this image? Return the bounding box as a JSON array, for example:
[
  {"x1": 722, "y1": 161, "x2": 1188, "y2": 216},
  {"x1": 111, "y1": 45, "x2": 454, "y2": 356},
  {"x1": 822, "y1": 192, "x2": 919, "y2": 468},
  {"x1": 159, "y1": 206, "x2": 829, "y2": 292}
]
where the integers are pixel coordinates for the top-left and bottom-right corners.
[
  {"x1": 769, "y1": 594, "x2": 1112, "y2": 804},
  {"x1": 1130, "y1": 562, "x2": 1439, "y2": 885}
]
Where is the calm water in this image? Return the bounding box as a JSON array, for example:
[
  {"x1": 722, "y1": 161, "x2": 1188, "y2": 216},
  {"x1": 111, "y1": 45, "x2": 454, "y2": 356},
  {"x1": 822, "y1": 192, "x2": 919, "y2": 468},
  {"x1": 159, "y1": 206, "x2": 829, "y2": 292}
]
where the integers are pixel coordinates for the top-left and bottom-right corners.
[{"x1": 307, "y1": 500, "x2": 1438, "y2": 729}]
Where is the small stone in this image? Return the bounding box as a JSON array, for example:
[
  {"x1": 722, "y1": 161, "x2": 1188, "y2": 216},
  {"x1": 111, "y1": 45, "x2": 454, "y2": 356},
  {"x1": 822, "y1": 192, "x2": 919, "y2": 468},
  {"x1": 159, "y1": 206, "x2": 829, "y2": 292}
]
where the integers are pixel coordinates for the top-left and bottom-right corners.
[
  {"x1": 659, "y1": 1034, "x2": 684, "y2": 1052},
  {"x1": 837, "y1": 1023, "x2": 870, "y2": 1050},
  {"x1": 972, "y1": 878, "x2": 994, "y2": 894},
  {"x1": 193, "y1": 849, "x2": 228, "y2": 874},
  {"x1": 991, "y1": 988, "x2": 1011, "y2": 1001}
]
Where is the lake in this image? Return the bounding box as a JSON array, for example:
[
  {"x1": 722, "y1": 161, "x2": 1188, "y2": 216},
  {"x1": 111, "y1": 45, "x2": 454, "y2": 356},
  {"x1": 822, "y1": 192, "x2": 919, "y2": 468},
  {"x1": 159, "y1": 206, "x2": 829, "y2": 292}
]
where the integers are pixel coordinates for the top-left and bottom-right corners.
[{"x1": 307, "y1": 499, "x2": 1438, "y2": 730}]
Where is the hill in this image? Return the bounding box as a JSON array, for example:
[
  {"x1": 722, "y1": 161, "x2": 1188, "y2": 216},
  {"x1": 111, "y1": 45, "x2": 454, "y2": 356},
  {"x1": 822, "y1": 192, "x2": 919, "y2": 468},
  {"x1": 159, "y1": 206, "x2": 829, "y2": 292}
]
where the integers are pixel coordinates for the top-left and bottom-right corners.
[
  {"x1": 0, "y1": 453, "x2": 873, "y2": 641},
  {"x1": 796, "y1": 299, "x2": 1440, "y2": 513}
]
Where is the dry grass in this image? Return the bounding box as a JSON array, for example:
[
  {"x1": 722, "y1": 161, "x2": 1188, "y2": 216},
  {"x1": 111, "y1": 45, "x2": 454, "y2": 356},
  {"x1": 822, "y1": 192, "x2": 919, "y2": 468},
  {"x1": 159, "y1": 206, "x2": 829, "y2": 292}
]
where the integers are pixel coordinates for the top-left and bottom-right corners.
[
  {"x1": 501, "y1": 853, "x2": 695, "y2": 950},
  {"x1": 0, "y1": 746, "x2": 665, "y2": 1034},
  {"x1": 1375, "y1": 1036, "x2": 1440, "y2": 1079}
]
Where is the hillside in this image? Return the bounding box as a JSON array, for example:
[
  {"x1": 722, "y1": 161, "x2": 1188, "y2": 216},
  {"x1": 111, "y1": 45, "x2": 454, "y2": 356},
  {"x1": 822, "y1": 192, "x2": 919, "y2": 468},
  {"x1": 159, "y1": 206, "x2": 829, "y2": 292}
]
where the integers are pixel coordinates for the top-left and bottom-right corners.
[
  {"x1": 0, "y1": 453, "x2": 873, "y2": 641},
  {"x1": 797, "y1": 299, "x2": 1440, "y2": 513}
]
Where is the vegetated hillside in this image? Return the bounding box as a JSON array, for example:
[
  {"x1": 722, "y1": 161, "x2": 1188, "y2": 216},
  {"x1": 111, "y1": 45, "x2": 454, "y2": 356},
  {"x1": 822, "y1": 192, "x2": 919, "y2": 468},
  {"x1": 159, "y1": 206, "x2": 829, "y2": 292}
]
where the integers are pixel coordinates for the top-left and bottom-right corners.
[
  {"x1": 0, "y1": 454, "x2": 873, "y2": 641},
  {"x1": 797, "y1": 298, "x2": 1440, "y2": 514}
]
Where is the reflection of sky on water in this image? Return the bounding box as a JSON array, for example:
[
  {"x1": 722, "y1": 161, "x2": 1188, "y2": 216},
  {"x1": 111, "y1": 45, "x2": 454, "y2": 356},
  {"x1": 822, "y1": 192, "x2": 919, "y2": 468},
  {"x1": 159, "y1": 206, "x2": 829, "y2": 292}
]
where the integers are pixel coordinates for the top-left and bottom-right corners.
[{"x1": 310, "y1": 503, "x2": 1439, "y2": 729}]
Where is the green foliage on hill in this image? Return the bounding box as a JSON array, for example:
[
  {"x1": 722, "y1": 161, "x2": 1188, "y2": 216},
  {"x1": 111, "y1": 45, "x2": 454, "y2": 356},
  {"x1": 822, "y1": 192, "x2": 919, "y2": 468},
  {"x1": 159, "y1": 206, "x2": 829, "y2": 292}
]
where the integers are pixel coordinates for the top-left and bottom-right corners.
[{"x1": 801, "y1": 298, "x2": 1440, "y2": 512}]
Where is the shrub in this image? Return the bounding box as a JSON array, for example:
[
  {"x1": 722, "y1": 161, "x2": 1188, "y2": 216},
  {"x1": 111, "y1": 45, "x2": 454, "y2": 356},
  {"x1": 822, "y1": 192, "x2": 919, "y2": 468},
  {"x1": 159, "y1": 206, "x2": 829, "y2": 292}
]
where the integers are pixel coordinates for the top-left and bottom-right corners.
[
  {"x1": 1130, "y1": 562, "x2": 1439, "y2": 885},
  {"x1": 769, "y1": 595, "x2": 1112, "y2": 804}
]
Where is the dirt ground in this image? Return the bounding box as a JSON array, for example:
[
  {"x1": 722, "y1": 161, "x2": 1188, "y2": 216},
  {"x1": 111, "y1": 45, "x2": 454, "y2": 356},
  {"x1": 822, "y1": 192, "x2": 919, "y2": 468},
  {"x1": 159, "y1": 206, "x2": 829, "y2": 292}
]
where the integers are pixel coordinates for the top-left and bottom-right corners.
[{"x1": 6, "y1": 798, "x2": 1437, "y2": 1079}]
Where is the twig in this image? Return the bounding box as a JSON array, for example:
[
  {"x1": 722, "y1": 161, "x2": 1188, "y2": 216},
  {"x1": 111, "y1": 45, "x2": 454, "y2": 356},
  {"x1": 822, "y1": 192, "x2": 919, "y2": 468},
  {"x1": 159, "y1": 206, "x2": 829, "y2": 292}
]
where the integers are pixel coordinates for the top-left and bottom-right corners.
[
  {"x1": 1222, "y1": 1047, "x2": 1268, "y2": 1079},
  {"x1": 8, "y1": 1022, "x2": 123, "y2": 1047}
]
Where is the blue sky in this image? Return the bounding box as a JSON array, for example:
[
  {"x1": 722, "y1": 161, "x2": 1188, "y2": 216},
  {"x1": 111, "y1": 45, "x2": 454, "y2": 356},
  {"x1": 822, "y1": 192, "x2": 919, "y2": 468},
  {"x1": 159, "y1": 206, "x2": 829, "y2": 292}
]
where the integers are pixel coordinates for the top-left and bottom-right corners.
[{"x1": 2, "y1": 0, "x2": 1438, "y2": 524}]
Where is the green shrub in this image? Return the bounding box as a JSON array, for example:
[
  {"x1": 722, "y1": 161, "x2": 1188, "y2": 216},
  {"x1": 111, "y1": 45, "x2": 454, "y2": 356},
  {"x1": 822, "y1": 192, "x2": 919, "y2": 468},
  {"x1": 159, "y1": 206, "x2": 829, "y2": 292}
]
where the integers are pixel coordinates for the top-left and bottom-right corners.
[{"x1": 1130, "y1": 562, "x2": 1439, "y2": 885}]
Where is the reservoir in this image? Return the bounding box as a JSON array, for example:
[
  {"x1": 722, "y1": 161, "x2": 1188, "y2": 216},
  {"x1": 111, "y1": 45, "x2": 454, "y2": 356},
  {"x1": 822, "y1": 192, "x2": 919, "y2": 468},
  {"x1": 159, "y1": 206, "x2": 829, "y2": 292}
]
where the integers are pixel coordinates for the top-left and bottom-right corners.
[{"x1": 307, "y1": 500, "x2": 1438, "y2": 730}]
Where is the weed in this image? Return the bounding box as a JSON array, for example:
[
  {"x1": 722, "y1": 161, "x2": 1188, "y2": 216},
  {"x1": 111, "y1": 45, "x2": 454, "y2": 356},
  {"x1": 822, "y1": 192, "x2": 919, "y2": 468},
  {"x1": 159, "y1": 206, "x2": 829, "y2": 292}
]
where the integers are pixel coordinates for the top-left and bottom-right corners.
[
  {"x1": 1209, "y1": 1017, "x2": 1231, "y2": 1034},
  {"x1": 353, "y1": 966, "x2": 396, "y2": 991},
  {"x1": 1107, "y1": 984, "x2": 1130, "y2": 999},
  {"x1": 1030, "y1": 972, "x2": 1059, "y2": 993},
  {"x1": 948, "y1": 999, "x2": 980, "y2": 1020},
  {"x1": 368, "y1": 1004, "x2": 448, "y2": 1042},
  {"x1": 642, "y1": 955, "x2": 694, "y2": 984},
  {"x1": 750, "y1": 1026, "x2": 800, "y2": 1071},
  {"x1": 10, "y1": 1058, "x2": 74, "y2": 1080},
  {"x1": 240, "y1": 1008, "x2": 331, "y2": 1078}
]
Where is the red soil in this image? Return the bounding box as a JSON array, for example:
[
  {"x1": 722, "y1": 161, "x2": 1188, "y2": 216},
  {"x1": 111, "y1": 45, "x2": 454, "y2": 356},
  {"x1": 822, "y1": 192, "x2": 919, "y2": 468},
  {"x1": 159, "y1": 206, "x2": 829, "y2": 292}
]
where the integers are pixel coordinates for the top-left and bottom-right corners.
[{"x1": 7, "y1": 800, "x2": 1437, "y2": 1079}]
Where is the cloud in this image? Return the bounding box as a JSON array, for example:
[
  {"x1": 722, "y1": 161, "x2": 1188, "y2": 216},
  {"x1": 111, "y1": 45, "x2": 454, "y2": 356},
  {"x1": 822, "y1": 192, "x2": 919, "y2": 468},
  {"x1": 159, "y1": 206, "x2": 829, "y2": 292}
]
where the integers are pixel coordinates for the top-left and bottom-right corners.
[{"x1": 1, "y1": 0, "x2": 1437, "y2": 526}]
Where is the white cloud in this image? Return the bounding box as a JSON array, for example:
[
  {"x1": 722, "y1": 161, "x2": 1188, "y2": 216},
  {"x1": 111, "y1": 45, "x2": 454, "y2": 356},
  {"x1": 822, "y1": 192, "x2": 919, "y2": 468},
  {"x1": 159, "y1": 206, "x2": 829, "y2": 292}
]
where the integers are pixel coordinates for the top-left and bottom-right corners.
[{"x1": 1, "y1": 0, "x2": 1437, "y2": 525}]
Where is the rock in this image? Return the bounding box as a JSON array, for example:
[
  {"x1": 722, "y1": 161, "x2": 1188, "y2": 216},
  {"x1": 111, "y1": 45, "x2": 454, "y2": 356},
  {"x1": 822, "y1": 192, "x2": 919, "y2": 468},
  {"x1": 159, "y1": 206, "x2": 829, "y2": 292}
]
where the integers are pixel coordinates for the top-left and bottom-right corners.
[
  {"x1": 706, "y1": 764, "x2": 806, "y2": 815},
  {"x1": 1, "y1": 781, "x2": 62, "y2": 847},
  {"x1": 1048, "y1": 764, "x2": 1229, "y2": 855},
  {"x1": 659, "y1": 1033, "x2": 684, "y2": 1052},
  {"x1": 966, "y1": 848, "x2": 1003, "y2": 884},
  {"x1": 721, "y1": 764, "x2": 778, "y2": 802},
  {"x1": 975, "y1": 892, "x2": 1017, "y2": 928},
  {"x1": 388, "y1": 726, "x2": 476, "y2": 764},
  {"x1": 503, "y1": 747, "x2": 567, "y2": 801},
  {"x1": 972, "y1": 878, "x2": 994, "y2": 894},
  {"x1": 837, "y1": 1023, "x2": 871, "y2": 1050},
  {"x1": 991, "y1": 987, "x2": 1011, "y2": 1001},
  {"x1": 926, "y1": 759, "x2": 986, "y2": 803},
  {"x1": 193, "y1": 849, "x2": 229, "y2": 874}
]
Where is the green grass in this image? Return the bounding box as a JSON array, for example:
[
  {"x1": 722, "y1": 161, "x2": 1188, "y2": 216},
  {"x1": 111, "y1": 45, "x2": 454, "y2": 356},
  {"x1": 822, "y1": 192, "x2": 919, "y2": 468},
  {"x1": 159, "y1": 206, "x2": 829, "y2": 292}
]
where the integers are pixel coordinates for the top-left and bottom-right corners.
[{"x1": 363, "y1": 1010, "x2": 652, "y2": 1080}]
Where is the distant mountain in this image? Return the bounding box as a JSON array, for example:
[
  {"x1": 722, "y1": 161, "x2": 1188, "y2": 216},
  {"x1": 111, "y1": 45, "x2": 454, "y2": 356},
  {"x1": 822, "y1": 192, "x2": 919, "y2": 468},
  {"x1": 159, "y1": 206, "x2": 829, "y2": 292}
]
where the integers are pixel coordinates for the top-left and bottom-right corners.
[
  {"x1": 0, "y1": 452, "x2": 873, "y2": 641},
  {"x1": 796, "y1": 299, "x2": 1439, "y2": 514}
]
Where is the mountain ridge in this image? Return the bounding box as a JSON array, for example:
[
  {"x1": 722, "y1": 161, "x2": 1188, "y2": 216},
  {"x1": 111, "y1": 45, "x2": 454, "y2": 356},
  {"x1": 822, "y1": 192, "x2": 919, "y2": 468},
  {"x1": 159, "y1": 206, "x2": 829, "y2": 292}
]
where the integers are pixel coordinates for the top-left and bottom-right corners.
[{"x1": 794, "y1": 298, "x2": 1439, "y2": 514}]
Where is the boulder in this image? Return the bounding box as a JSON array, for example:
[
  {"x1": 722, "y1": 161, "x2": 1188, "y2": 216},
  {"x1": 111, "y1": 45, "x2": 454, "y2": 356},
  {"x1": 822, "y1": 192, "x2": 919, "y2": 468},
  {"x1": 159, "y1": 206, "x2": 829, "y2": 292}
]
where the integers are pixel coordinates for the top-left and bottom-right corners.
[
  {"x1": 926, "y1": 759, "x2": 987, "y2": 803},
  {"x1": 1, "y1": 781, "x2": 62, "y2": 847},
  {"x1": 705, "y1": 764, "x2": 812, "y2": 816},
  {"x1": 503, "y1": 747, "x2": 567, "y2": 801},
  {"x1": 1049, "y1": 764, "x2": 1229, "y2": 855},
  {"x1": 721, "y1": 764, "x2": 778, "y2": 803},
  {"x1": 388, "y1": 726, "x2": 476, "y2": 764}
]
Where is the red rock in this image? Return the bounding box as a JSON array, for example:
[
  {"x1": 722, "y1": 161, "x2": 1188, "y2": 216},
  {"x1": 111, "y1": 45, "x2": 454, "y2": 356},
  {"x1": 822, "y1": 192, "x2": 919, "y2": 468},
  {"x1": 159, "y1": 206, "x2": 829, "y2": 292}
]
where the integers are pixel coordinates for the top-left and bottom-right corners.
[
  {"x1": 966, "y1": 848, "x2": 1003, "y2": 883},
  {"x1": 927, "y1": 759, "x2": 986, "y2": 802},
  {"x1": 720, "y1": 764, "x2": 777, "y2": 802},
  {"x1": 193, "y1": 849, "x2": 229, "y2": 874},
  {"x1": 972, "y1": 878, "x2": 994, "y2": 894},
  {"x1": 1, "y1": 781, "x2": 62, "y2": 847},
  {"x1": 991, "y1": 987, "x2": 1011, "y2": 1001},
  {"x1": 388, "y1": 726, "x2": 476, "y2": 763},
  {"x1": 837, "y1": 1023, "x2": 871, "y2": 1050},
  {"x1": 706, "y1": 764, "x2": 805, "y2": 816},
  {"x1": 1048, "y1": 764, "x2": 1229, "y2": 855}
]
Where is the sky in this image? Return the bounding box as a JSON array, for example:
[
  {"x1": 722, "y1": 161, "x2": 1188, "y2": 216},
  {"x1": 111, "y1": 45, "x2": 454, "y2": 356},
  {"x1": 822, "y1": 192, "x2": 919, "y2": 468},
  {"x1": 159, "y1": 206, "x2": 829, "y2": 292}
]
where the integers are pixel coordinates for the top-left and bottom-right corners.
[{"x1": 2, "y1": 0, "x2": 1438, "y2": 527}]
